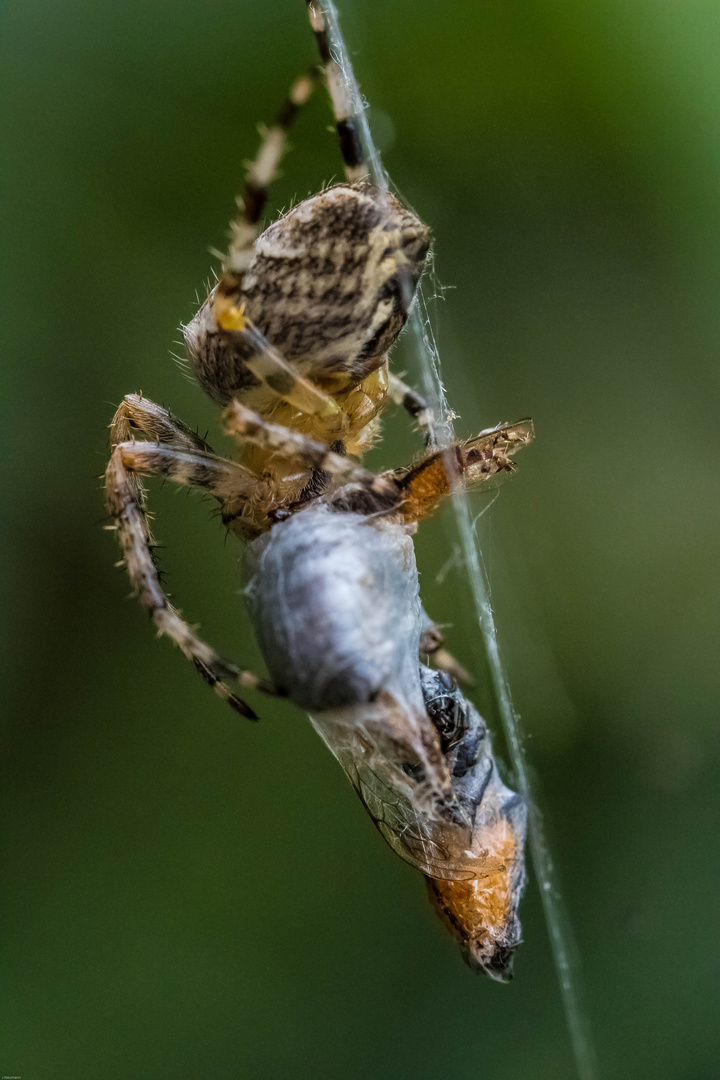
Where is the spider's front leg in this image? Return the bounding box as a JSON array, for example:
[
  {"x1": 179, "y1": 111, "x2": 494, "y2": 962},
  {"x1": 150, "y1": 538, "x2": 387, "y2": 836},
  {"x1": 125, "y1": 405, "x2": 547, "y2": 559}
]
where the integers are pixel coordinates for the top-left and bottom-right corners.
[
  {"x1": 224, "y1": 401, "x2": 378, "y2": 487},
  {"x1": 223, "y1": 401, "x2": 402, "y2": 519},
  {"x1": 105, "y1": 396, "x2": 280, "y2": 718},
  {"x1": 189, "y1": 65, "x2": 342, "y2": 421}
]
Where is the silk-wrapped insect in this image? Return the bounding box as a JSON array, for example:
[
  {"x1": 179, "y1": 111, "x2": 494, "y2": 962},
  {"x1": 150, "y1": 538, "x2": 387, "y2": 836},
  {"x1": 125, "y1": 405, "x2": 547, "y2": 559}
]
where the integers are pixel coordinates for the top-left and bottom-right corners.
[
  {"x1": 104, "y1": 0, "x2": 532, "y2": 978},
  {"x1": 245, "y1": 501, "x2": 528, "y2": 979}
]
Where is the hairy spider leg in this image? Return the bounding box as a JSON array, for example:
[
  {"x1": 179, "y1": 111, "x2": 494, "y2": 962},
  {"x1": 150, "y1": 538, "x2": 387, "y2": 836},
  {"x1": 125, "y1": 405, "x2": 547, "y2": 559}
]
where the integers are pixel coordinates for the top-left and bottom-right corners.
[
  {"x1": 214, "y1": 319, "x2": 341, "y2": 418},
  {"x1": 106, "y1": 398, "x2": 281, "y2": 718},
  {"x1": 306, "y1": 0, "x2": 368, "y2": 181},
  {"x1": 212, "y1": 67, "x2": 342, "y2": 420},
  {"x1": 305, "y1": 0, "x2": 442, "y2": 444},
  {"x1": 114, "y1": 442, "x2": 257, "y2": 518},
  {"x1": 388, "y1": 373, "x2": 434, "y2": 444},
  {"x1": 223, "y1": 401, "x2": 380, "y2": 487},
  {"x1": 305, "y1": 1, "x2": 435, "y2": 439},
  {"x1": 235, "y1": 69, "x2": 321, "y2": 237},
  {"x1": 111, "y1": 393, "x2": 215, "y2": 452},
  {"x1": 219, "y1": 66, "x2": 320, "y2": 292}
]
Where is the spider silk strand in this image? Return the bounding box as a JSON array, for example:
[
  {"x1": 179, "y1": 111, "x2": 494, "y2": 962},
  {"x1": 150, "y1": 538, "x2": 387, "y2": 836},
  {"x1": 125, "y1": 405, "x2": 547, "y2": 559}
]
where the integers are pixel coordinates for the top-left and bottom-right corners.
[{"x1": 321, "y1": 4, "x2": 598, "y2": 1078}]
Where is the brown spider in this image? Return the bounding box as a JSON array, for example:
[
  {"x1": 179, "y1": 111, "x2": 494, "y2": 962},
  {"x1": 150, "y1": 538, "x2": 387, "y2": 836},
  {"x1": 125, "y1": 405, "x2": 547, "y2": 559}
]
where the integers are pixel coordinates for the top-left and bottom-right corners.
[
  {"x1": 104, "y1": 1, "x2": 531, "y2": 977},
  {"x1": 105, "y1": 0, "x2": 532, "y2": 718}
]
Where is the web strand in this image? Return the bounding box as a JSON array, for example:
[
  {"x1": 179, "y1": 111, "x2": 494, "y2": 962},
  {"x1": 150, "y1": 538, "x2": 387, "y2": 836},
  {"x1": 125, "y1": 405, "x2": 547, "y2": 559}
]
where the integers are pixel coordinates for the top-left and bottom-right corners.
[{"x1": 320, "y1": 3, "x2": 598, "y2": 1077}]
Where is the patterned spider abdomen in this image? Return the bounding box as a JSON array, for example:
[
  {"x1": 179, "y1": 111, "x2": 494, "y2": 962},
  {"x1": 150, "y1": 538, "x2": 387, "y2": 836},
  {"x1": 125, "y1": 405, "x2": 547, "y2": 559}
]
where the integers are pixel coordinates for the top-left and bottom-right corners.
[
  {"x1": 184, "y1": 183, "x2": 430, "y2": 405},
  {"x1": 243, "y1": 183, "x2": 429, "y2": 381}
]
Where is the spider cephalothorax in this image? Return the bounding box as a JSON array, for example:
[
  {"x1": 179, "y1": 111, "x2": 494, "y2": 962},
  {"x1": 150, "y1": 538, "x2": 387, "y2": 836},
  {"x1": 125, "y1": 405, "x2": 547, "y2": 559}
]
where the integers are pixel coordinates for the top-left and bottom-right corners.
[{"x1": 104, "y1": 0, "x2": 532, "y2": 978}]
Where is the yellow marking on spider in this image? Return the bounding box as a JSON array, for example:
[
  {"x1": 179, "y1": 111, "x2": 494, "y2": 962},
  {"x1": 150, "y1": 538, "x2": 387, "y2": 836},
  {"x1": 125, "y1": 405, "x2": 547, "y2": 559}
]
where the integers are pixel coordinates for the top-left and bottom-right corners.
[{"x1": 215, "y1": 296, "x2": 249, "y2": 333}]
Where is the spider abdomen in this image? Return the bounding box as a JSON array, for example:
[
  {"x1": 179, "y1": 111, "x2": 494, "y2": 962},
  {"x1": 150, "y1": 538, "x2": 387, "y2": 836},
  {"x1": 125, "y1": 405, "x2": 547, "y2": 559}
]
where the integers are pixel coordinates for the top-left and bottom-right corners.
[
  {"x1": 183, "y1": 183, "x2": 430, "y2": 406},
  {"x1": 243, "y1": 183, "x2": 429, "y2": 382}
]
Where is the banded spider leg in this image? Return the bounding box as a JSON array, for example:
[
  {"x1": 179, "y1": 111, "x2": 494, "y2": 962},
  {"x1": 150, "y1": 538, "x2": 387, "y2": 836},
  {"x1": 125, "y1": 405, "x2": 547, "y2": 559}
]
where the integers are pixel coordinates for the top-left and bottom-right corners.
[{"x1": 106, "y1": 395, "x2": 279, "y2": 718}]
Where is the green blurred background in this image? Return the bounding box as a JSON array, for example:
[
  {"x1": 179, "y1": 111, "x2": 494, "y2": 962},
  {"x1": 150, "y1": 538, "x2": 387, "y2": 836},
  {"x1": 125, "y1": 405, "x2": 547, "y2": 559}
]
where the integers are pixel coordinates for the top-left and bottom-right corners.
[{"x1": 2, "y1": 1, "x2": 719, "y2": 1077}]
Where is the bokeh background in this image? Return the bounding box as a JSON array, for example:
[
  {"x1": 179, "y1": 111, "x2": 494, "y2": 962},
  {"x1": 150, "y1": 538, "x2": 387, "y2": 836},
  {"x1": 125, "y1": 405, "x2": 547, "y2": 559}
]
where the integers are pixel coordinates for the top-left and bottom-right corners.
[{"x1": 2, "y1": 1, "x2": 719, "y2": 1077}]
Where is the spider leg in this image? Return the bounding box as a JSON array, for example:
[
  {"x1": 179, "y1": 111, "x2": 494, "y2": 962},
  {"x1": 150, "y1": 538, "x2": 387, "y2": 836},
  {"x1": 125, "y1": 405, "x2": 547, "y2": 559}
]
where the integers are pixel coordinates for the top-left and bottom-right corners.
[
  {"x1": 223, "y1": 400, "x2": 378, "y2": 486},
  {"x1": 105, "y1": 435, "x2": 280, "y2": 719},
  {"x1": 185, "y1": 290, "x2": 342, "y2": 416},
  {"x1": 217, "y1": 317, "x2": 341, "y2": 417},
  {"x1": 388, "y1": 373, "x2": 434, "y2": 446},
  {"x1": 114, "y1": 442, "x2": 255, "y2": 509},
  {"x1": 222, "y1": 68, "x2": 321, "y2": 286},
  {"x1": 189, "y1": 49, "x2": 377, "y2": 420},
  {"x1": 110, "y1": 393, "x2": 214, "y2": 452},
  {"x1": 305, "y1": 0, "x2": 369, "y2": 181},
  {"x1": 199, "y1": 67, "x2": 340, "y2": 420}
]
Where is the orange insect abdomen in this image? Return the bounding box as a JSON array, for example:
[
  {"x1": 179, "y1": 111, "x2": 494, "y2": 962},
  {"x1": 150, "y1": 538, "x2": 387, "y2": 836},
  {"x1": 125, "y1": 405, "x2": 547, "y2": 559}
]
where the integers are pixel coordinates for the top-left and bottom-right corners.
[{"x1": 425, "y1": 823, "x2": 523, "y2": 981}]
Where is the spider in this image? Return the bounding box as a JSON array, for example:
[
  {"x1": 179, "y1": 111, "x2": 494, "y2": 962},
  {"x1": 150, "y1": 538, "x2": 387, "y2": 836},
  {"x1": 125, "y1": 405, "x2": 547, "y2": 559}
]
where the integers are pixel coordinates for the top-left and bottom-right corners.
[{"x1": 104, "y1": 0, "x2": 532, "y2": 977}]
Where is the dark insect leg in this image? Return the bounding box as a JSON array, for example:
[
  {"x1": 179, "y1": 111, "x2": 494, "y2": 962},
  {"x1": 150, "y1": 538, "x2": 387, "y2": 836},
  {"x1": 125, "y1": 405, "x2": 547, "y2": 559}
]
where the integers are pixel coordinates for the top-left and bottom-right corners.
[
  {"x1": 105, "y1": 435, "x2": 279, "y2": 718},
  {"x1": 389, "y1": 420, "x2": 535, "y2": 523},
  {"x1": 305, "y1": 0, "x2": 369, "y2": 181},
  {"x1": 419, "y1": 620, "x2": 474, "y2": 686}
]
